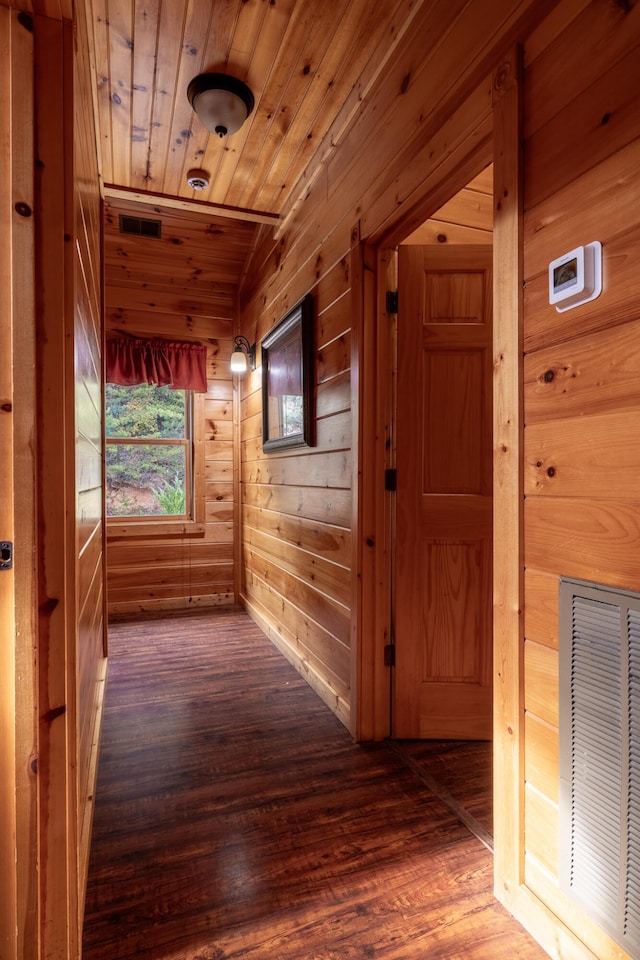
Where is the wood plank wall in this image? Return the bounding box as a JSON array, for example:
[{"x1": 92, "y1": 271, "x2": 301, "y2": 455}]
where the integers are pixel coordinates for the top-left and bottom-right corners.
[
  {"x1": 1, "y1": 10, "x2": 37, "y2": 957},
  {"x1": 4, "y1": 7, "x2": 106, "y2": 956},
  {"x1": 239, "y1": 262, "x2": 353, "y2": 726},
  {"x1": 103, "y1": 201, "x2": 257, "y2": 615},
  {"x1": 34, "y1": 18, "x2": 79, "y2": 955},
  {"x1": 522, "y1": 3, "x2": 640, "y2": 957},
  {"x1": 237, "y1": 0, "x2": 556, "y2": 731},
  {"x1": 73, "y1": 0, "x2": 107, "y2": 919}
]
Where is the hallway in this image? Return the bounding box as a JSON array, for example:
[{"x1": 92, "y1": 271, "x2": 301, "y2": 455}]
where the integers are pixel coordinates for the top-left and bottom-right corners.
[{"x1": 82, "y1": 607, "x2": 548, "y2": 960}]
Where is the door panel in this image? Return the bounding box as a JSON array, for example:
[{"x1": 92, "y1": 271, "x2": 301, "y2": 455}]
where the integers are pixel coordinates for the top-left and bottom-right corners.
[{"x1": 394, "y1": 245, "x2": 493, "y2": 739}]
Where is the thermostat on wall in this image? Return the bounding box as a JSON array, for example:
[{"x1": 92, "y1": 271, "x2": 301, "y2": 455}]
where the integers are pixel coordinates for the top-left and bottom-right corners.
[{"x1": 548, "y1": 241, "x2": 602, "y2": 312}]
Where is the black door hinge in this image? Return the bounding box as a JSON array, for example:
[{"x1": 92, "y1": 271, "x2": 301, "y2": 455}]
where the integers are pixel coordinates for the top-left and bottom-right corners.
[
  {"x1": 0, "y1": 541, "x2": 13, "y2": 569},
  {"x1": 384, "y1": 643, "x2": 395, "y2": 667},
  {"x1": 385, "y1": 468, "x2": 397, "y2": 492},
  {"x1": 386, "y1": 290, "x2": 398, "y2": 314}
]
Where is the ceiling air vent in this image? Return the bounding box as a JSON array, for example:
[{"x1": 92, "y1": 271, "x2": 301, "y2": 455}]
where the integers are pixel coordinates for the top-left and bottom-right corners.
[{"x1": 119, "y1": 214, "x2": 162, "y2": 239}]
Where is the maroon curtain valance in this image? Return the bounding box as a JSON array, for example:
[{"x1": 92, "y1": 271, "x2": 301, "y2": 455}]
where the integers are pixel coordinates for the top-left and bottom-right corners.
[{"x1": 106, "y1": 337, "x2": 208, "y2": 393}]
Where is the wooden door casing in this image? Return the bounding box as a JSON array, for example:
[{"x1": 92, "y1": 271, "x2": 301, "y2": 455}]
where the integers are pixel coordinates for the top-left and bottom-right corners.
[{"x1": 394, "y1": 245, "x2": 493, "y2": 739}]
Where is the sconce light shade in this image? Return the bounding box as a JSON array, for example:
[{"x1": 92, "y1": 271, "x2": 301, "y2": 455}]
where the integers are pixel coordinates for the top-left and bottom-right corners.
[
  {"x1": 187, "y1": 73, "x2": 255, "y2": 138},
  {"x1": 230, "y1": 336, "x2": 255, "y2": 374}
]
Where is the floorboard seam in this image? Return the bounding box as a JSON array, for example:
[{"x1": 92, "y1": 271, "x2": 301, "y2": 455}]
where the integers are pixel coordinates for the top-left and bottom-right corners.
[{"x1": 386, "y1": 738, "x2": 494, "y2": 853}]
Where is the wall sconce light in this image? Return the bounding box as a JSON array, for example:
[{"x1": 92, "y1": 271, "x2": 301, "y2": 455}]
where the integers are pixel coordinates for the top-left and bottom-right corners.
[
  {"x1": 187, "y1": 73, "x2": 255, "y2": 138},
  {"x1": 230, "y1": 336, "x2": 256, "y2": 374}
]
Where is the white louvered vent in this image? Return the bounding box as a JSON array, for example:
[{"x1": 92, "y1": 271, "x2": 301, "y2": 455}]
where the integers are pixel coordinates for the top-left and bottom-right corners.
[{"x1": 559, "y1": 578, "x2": 640, "y2": 956}]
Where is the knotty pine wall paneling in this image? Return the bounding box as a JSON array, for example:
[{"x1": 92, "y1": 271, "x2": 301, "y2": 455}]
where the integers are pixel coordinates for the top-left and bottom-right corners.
[
  {"x1": 237, "y1": 0, "x2": 560, "y2": 734},
  {"x1": 6, "y1": 7, "x2": 107, "y2": 958},
  {"x1": 235, "y1": 2, "x2": 640, "y2": 957},
  {"x1": 2, "y1": 11, "x2": 37, "y2": 958},
  {"x1": 0, "y1": 12, "x2": 17, "y2": 954},
  {"x1": 73, "y1": 0, "x2": 107, "y2": 920},
  {"x1": 103, "y1": 203, "x2": 253, "y2": 614},
  {"x1": 240, "y1": 261, "x2": 353, "y2": 725},
  {"x1": 521, "y1": 3, "x2": 640, "y2": 958}
]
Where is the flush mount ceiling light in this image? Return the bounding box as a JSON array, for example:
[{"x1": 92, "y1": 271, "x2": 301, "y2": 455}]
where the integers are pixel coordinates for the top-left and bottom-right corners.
[{"x1": 187, "y1": 73, "x2": 255, "y2": 138}]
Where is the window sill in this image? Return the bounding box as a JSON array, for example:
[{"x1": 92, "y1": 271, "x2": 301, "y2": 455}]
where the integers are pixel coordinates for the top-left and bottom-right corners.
[{"x1": 106, "y1": 520, "x2": 206, "y2": 541}]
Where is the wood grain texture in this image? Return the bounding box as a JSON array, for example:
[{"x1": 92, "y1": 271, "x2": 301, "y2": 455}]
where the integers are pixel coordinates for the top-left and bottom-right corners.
[
  {"x1": 35, "y1": 20, "x2": 80, "y2": 956},
  {"x1": 523, "y1": 136, "x2": 640, "y2": 281},
  {"x1": 525, "y1": 38, "x2": 640, "y2": 210},
  {"x1": 525, "y1": 411, "x2": 640, "y2": 498},
  {"x1": 518, "y1": 9, "x2": 640, "y2": 957},
  {"x1": 524, "y1": 311, "x2": 640, "y2": 424},
  {"x1": 395, "y1": 244, "x2": 493, "y2": 741},
  {"x1": 74, "y1": 35, "x2": 106, "y2": 910},
  {"x1": 524, "y1": 568, "x2": 558, "y2": 651},
  {"x1": 82, "y1": 608, "x2": 548, "y2": 960},
  {"x1": 524, "y1": 712, "x2": 558, "y2": 805},
  {"x1": 393, "y1": 739, "x2": 493, "y2": 842},
  {"x1": 86, "y1": 0, "x2": 407, "y2": 215},
  {"x1": 240, "y1": 256, "x2": 354, "y2": 722},
  {"x1": 491, "y1": 45, "x2": 525, "y2": 921},
  {"x1": 525, "y1": 497, "x2": 640, "y2": 589},
  {"x1": 524, "y1": 783, "x2": 558, "y2": 878},
  {"x1": 0, "y1": 11, "x2": 17, "y2": 946},
  {"x1": 2, "y1": 13, "x2": 37, "y2": 959},
  {"x1": 524, "y1": 858, "x2": 634, "y2": 960},
  {"x1": 104, "y1": 199, "x2": 240, "y2": 612},
  {"x1": 524, "y1": 223, "x2": 640, "y2": 354},
  {"x1": 524, "y1": 640, "x2": 558, "y2": 727},
  {"x1": 403, "y1": 170, "x2": 494, "y2": 245}
]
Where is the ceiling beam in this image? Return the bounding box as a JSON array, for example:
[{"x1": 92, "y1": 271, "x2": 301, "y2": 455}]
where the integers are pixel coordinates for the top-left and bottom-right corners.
[{"x1": 103, "y1": 185, "x2": 280, "y2": 227}]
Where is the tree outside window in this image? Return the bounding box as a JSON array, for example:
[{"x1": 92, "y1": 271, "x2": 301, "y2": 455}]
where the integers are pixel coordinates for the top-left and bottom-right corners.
[{"x1": 105, "y1": 383, "x2": 192, "y2": 518}]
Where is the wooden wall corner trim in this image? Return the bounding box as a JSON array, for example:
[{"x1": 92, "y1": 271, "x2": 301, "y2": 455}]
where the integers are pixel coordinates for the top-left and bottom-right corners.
[
  {"x1": 34, "y1": 14, "x2": 79, "y2": 957},
  {"x1": 1, "y1": 10, "x2": 35, "y2": 960},
  {"x1": 350, "y1": 239, "x2": 391, "y2": 741},
  {"x1": 492, "y1": 43, "x2": 526, "y2": 904}
]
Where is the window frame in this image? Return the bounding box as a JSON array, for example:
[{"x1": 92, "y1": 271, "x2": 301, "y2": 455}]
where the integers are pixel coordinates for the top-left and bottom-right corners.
[{"x1": 105, "y1": 388, "x2": 205, "y2": 540}]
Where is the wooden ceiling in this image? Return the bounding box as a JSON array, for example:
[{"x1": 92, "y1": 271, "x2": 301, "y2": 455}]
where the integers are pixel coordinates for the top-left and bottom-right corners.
[
  {"x1": 103, "y1": 196, "x2": 257, "y2": 337},
  {"x1": 86, "y1": 0, "x2": 413, "y2": 222},
  {"x1": 403, "y1": 167, "x2": 494, "y2": 245},
  {"x1": 88, "y1": 0, "x2": 495, "y2": 329}
]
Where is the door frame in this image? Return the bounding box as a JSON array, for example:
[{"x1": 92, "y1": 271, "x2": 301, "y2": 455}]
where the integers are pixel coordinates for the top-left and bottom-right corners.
[
  {"x1": 1, "y1": 11, "x2": 40, "y2": 957},
  {"x1": 350, "y1": 45, "x2": 525, "y2": 913}
]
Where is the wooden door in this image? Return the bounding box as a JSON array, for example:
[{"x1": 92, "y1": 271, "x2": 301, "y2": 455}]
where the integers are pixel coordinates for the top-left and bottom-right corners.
[{"x1": 394, "y1": 245, "x2": 493, "y2": 739}]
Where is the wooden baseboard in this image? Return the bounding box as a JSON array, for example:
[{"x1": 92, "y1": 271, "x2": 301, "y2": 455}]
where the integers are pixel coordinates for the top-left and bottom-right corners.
[
  {"x1": 242, "y1": 596, "x2": 351, "y2": 730},
  {"x1": 78, "y1": 656, "x2": 108, "y2": 925},
  {"x1": 494, "y1": 878, "x2": 604, "y2": 960},
  {"x1": 107, "y1": 593, "x2": 235, "y2": 620}
]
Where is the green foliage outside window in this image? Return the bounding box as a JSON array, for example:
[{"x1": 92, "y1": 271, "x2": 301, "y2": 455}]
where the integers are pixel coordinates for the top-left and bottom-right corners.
[{"x1": 105, "y1": 383, "x2": 190, "y2": 518}]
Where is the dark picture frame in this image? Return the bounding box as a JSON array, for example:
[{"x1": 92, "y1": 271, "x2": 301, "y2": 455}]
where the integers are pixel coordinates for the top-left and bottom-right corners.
[{"x1": 261, "y1": 294, "x2": 314, "y2": 451}]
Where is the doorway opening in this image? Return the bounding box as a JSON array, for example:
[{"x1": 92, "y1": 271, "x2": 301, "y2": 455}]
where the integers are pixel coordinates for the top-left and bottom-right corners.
[{"x1": 389, "y1": 162, "x2": 494, "y2": 842}]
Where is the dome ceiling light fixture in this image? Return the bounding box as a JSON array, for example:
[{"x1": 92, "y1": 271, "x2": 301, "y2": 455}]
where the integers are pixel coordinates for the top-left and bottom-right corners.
[{"x1": 187, "y1": 73, "x2": 255, "y2": 139}]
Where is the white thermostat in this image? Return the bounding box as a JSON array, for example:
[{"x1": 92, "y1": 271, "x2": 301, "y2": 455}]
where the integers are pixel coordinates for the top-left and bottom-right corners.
[{"x1": 548, "y1": 241, "x2": 602, "y2": 312}]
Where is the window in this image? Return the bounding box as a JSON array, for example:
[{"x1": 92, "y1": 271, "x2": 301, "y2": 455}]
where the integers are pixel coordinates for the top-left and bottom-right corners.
[{"x1": 105, "y1": 383, "x2": 192, "y2": 519}]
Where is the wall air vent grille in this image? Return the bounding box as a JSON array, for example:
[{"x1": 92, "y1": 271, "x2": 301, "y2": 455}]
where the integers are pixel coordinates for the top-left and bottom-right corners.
[
  {"x1": 119, "y1": 215, "x2": 162, "y2": 238},
  {"x1": 559, "y1": 578, "x2": 640, "y2": 956}
]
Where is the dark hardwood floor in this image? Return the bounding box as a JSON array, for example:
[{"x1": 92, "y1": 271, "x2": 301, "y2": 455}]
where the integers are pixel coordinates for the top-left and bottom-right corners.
[
  {"x1": 82, "y1": 607, "x2": 547, "y2": 960},
  {"x1": 391, "y1": 740, "x2": 493, "y2": 851}
]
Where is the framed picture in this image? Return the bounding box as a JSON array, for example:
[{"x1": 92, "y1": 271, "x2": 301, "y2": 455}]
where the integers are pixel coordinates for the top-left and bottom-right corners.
[{"x1": 262, "y1": 294, "x2": 314, "y2": 451}]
